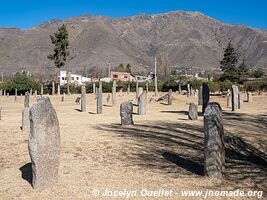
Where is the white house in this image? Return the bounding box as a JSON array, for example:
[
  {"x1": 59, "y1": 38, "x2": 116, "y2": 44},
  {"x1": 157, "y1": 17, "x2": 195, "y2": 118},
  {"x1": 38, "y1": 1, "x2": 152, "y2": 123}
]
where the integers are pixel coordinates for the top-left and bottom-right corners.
[{"x1": 59, "y1": 71, "x2": 91, "y2": 86}]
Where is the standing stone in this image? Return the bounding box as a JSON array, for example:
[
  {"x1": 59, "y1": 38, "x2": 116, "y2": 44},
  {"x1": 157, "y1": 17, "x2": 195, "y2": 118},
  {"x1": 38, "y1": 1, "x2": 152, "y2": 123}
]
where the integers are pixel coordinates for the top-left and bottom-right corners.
[
  {"x1": 188, "y1": 103, "x2": 198, "y2": 120},
  {"x1": 93, "y1": 82, "x2": 96, "y2": 94},
  {"x1": 7, "y1": 93, "x2": 9, "y2": 98},
  {"x1": 30, "y1": 89, "x2": 32, "y2": 96},
  {"x1": 24, "y1": 92, "x2": 30, "y2": 108},
  {"x1": 15, "y1": 89, "x2": 17, "y2": 102},
  {"x1": 146, "y1": 82, "x2": 149, "y2": 93},
  {"x1": 138, "y1": 87, "x2": 143, "y2": 97},
  {"x1": 198, "y1": 86, "x2": 203, "y2": 105},
  {"x1": 135, "y1": 81, "x2": 139, "y2": 99},
  {"x1": 81, "y1": 86, "x2": 86, "y2": 112},
  {"x1": 127, "y1": 83, "x2": 130, "y2": 94},
  {"x1": 187, "y1": 84, "x2": 190, "y2": 97},
  {"x1": 22, "y1": 108, "x2": 30, "y2": 131},
  {"x1": 29, "y1": 96, "x2": 60, "y2": 189},
  {"x1": 61, "y1": 93, "x2": 65, "y2": 102},
  {"x1": 112, "y1": 80, "x2": 116, "y2": 106},
  {"x1": 57, "y1": 84, "x2": 60, "y2": 95},
  {"x1": 204, "y1": 102, "x2": 225, "y2": 178},
  {"x1": 202, "y1": 83, "x2": 210, "y2": 114},
  {"x1": 238, "y1": 93, "x2": 243, "y2": 109},
  {"x1": 120, "y1": 102, "x2": 134, "y2": 126},
  {"x1": 3, "y1": 90, "x2": 6, "y2": 96},
  {"x1": 0, "y1": 89, "x2": 2, "y2": 96},
  {"x1": 97, "y1": 87, "x2": 103, "y2": 114},
  {"x1": 168, "y1": 89, "x2": 172, "y2": 105},
  {"x1": 34, "y1": 90, "x2": 37, "y2": 98},
  {"x1": 52, "y1": 81, "x2": 55, "y2": 96},
  {"x1": 247, "y1": 92, "x2": 253, "y2": 102},
  {"x1": 231, "y1": 85, "x2": 239, "y2": 111},
  {"x1": 138, "y1": 91, "x2": 147, "y2": 115},
  {"x1": 226, "y1": 94, "x2": 231, "y2": 108},
  {"x1": 178, "y1": 84, "x2": 182, "y2": 94},
  {"x1": 40, "y1": 84, "x2": 44, "y2": 96}
]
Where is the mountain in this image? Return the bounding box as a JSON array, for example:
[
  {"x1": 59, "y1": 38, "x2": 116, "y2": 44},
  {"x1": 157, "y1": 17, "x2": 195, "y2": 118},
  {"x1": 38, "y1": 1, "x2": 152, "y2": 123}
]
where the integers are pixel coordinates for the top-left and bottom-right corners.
[{"x1": 0, "y1": 11, "x2": 267, "y2": 77}]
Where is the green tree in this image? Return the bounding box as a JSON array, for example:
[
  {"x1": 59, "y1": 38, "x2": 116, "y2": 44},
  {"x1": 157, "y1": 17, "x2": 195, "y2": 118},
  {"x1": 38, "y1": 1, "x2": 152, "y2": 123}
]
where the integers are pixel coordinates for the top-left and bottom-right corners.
[
  {"x1": 126, "y1": 64, "x2": 132, "y2": 73},
  {"x1": 118, "y1": 63, "x2": 125, "y2": 71},
  {"x1": 238, "y1": 59, "x2": 249, "y2": 82},
  {"x1": 47, "y1": 24, "x2": 70, "y2": 93},
  {"x1": 220, "y1": 42, "x2": 238, "y2": 82}
]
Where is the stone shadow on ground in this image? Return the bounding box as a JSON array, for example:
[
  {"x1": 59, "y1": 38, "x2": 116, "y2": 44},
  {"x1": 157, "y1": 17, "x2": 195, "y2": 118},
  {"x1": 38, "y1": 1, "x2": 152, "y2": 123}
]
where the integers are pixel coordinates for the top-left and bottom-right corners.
[
  {"x1": 95, "y1": 111, "x2": 267, "y2": 192},
  {"x1": 19, "y1": 163, "x2": 32, "y2": 186}
]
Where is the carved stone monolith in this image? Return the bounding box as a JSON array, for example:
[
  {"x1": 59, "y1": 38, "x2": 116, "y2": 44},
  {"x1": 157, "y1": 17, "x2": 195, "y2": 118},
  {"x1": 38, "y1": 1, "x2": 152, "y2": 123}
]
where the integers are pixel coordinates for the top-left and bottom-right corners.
[
  {"x1": 120, "y1": 102, "x2": 134, "y2": 126},
  {"x1": 138, "y1": 91, "x2": 147, "y2": 115},
  {"x1": 231, "y1": 85, "x2": 239, "y2": 111},
  {"x1": 202, "y1": 83, "x2": 210, "y2": 114},
  {"x1": 168, "y1": 89, "x2": 172, "y2": 105},
  {"x1": 188, "y1": 103, "x2": 198, "y2": 120}
]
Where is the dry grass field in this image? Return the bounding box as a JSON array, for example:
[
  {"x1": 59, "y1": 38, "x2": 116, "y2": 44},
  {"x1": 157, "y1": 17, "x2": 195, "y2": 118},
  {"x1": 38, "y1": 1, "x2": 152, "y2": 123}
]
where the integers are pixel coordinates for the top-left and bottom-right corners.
[{"x1": 0, "y1": 92, "x2": 266, "y2": 199}]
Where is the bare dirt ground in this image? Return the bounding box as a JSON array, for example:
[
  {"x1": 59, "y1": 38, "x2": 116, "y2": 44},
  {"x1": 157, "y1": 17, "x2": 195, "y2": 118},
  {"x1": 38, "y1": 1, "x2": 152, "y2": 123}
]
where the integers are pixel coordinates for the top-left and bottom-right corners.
[{"x1": 0, "y1": 92, "x2": 266, "y2": 200}]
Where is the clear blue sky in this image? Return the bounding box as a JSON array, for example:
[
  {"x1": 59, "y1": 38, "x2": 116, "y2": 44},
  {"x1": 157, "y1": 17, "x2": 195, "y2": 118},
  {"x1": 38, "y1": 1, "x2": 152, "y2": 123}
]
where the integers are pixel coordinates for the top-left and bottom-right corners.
[{"x1": 0, "y1": 0, "x2": 266, "y2": 29}]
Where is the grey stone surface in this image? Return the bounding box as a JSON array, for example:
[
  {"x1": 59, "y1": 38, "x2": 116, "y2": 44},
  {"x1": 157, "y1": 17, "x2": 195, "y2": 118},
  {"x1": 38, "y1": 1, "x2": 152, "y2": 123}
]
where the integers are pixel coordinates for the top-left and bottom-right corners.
[
  {"x1": 202, "y1": 83, "x2": 210, "y2": 114},
  {"x1": 138, "y1": 87, "x2": 143, "y2": 97},
  {"x1": 15, "y1": 89, "x2": 17, "y2": 102},
  {"x1": 112, "y1": 80, "x2": 116, "y2": 106},
  {"x1": 247, "y1": 92, "x2": 253, "y2": 102},
  {"x1": 106, "y1": 94, "x2": 111, "y2": 103},
  {"x1": 24, "y1": 92, "x2": 30, "y2": 108},
  {"x1": 188, "y1": 103, "x2": 198, "y2": 120},
  {"x1": 93, "y1": 82, "x2": 96, "y2": 94},
  {"x1": 0, "y1": 89, "x2": 2, "y2": 96},
  {"x1": 231, "y1": 85, "x2": 239, "y2": 111},
  {"x1": 29, "y1": 96, "x2": 60, "y2": 189},
  {"x1": 178, "y1": 84, "x2": 182, "y2": 94},
  {"x1": 168, "y1": 89, "x2": 172, "y2": 105},
  {"x1": 57, "y1": 84, "x2": 60, "y2": 95},
  {"x1": 22, "y1": 108, "x2": 30, "y2": 131},
  {"x1": 136, "y1": 81, "x2": 139, "y2": 99},
  {"x1": 81, "y1": 86, "x2": 86, "y2": 112},
  {"x1": 3, "y1": 90, "x2": 6, "y2": 96},
  {"x1": 138, "y1": 91, "x2": 147, "y2": 115},
  {"x1": 198, "y1": 86, "x2": 203, "y2": 105},
  {"x1": 120, "y1": 102, "x2": 134, "y2": 126},
  {"x1": 187, "y1": 84, "x2": 190, "y2": 97},
  {"x1": 97, "y1": 87, "x2": 103, "y2": 114},
  {"x1": 52, "y1": 81, "x2": 55, "y2": 96},
  {"x1": 34, "y1": 90, "x2": 37, "y2": 98},
  {"x1": 127, "y1": 83, "x2": 130, "y2": 94},
  {"x1": 40, "y1": 84, "x2": 43, "y2": 95},
  {"x1": 204, "y1": 102, "x2": 225, "y2": 178},
  {"x1": 226, "y1": 94, "x2": 231, "y2": 108},
  {"x1": 238, "y1": 93, "x2": 243, "y2": 109}
]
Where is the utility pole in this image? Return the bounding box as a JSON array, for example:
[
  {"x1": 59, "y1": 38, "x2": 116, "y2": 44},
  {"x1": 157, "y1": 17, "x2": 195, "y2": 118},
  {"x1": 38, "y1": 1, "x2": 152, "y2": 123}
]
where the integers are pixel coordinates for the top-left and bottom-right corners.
[
  {"x1": 1, "y1": 72, "x2": 3, "y2": 82},
  {"x1": 154, "y1": 57, "x2": 158, "y2": 96}
]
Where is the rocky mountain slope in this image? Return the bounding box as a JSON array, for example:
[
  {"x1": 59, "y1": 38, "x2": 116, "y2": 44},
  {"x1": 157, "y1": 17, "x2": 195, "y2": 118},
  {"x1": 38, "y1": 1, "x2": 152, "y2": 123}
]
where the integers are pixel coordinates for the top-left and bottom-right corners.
[{"x1": 0, "y1": 11, "x2": 266, "y2": 76}]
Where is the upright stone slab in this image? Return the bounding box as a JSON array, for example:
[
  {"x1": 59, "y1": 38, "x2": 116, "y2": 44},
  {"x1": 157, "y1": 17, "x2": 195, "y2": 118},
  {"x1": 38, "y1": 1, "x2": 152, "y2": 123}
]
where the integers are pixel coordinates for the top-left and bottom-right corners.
[
  {"x1": 138, "y1": 92, "x2": 147, "y2": 115},
  {"x1": 0, "y1": 89, "x2": 2, "y2": 96},
  {"x1": 138, "y1": 87, "x2": 143, "y2": 97},
  {"x1": 57, "y1": 85, "x2": 60, "y2": 95},
  {"x1": 3, "y1": 90, "x2": 6, "y2": 96},
  {"x1": 120, "y1": 102, "x2": 134, "y2": 126},
  {"x1": 226, "y1": 94, "x2": 231, "y2": 108},
  {"x1": 204, "y1": 102, "x2": 225, "y2": 178},
  {"x1": 247, "y1": 92, "x2": 253, "y2": 102},
  {"x1": 188, "y1": 103, "x2": 198, "y2": 120},
  {"x1": 22, "y1": 108, "x2": 30, "y2": 131},
  {"x1": 178, "y1": 84, "x2": 182, "y2": 94},
  {"x1": 97, "y1": 87, "x2": 103, "y2": 114},
  {"x1": 61, "y1": 93, "x2": 65, "y2": 102},
  {"x1": 168, "y1": 89, "x2": 172, "y2": 105},
  {"x1": 135, "y1": 81, "x2": 139, "y2": 99},
  {"x1": 24, "y1": 92, "x2": 30, "y2": 108},
  {"x1": 202, "y1": 83, "x2": 210, "y2": 114},
  {"x1": 40, "y1": 84, "x2": 44, "y2": 96},
  {"x1": 93, "y1": 82, "x2": 96, "y2": 94},
  {"x1": 146, "y1": 82, "x2": 149, "y2": 93},
  {"x1": 231, "y1": 85, "x2": 239, "y2": 111},
  {"x1": 187, "y1": 84, "x2": 190, "y2": 97},
  {"x1": 15, "y1": 89, "x2": 17, "y2": 102},
  {"x1": 52, "y1": 81, "x2": 55, "y2": 96},
  {"x1": 198, "y1": 86, "x2": 203, "y2": 105},
  {"x1": 127, "y1": 83, "x2": 130, "y2": 94},
  {"x1": 238, "y1": 93, "x2": 243, "y2": 109},
  {"x1": 29, "y1": 96, "x2": 60, "y2": 189},
  {"x1": 81, "y1": 86, "x2": 86, "y2": 112},
  {"x1": 34, "y1": 90, "x2": 37, "y2": 98},
  {"x1": 112, "y1": 80, "x2": 116, "y2": 106}
]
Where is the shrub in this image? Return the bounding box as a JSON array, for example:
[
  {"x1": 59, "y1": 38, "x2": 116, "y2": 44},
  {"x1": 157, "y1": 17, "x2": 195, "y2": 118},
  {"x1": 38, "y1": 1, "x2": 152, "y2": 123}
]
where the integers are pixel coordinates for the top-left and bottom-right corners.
[{"x1": 243, "y1": 79, "x2": 267, "y2": 92}]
